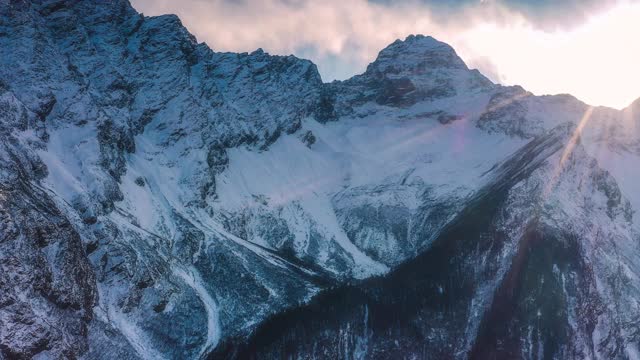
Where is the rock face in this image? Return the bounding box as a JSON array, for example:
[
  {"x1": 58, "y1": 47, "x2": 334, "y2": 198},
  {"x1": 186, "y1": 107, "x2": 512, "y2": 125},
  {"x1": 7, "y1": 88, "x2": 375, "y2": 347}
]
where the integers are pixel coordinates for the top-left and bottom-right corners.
[{"x1": 2, "y1": 1, "x2": 640, "y2": 359}]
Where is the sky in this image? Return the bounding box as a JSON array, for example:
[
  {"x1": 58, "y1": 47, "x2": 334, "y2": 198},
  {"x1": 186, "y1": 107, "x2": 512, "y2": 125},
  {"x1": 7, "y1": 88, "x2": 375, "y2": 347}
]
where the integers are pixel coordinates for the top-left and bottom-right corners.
[{"x1": 130, "y1": 0, "x2": 640, "y2": 109}]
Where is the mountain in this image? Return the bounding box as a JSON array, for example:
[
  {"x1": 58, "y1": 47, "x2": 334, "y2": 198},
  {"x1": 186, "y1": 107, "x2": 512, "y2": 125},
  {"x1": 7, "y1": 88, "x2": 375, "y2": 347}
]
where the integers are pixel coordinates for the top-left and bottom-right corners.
[{"x1": 1, "y1": 1, "x2": 640, "y2": 359}]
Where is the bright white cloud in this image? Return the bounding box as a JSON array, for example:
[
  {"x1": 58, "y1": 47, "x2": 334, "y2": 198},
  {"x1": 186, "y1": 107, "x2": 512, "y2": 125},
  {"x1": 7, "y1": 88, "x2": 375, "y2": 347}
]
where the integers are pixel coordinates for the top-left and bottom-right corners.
[
  {"x1": 131, "y1": 0, "x2": 640, "y2": 109},
  {"x1": 458, "y1": 2, "x2": 640, "y2": 109}
]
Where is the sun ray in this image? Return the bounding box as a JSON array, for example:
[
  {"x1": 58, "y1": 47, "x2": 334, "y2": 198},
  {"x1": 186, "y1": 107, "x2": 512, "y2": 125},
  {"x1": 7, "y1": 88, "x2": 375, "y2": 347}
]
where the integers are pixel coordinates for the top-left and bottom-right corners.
[{"x1": 543, "y1": 106, "x2": 594, "y2": 199}]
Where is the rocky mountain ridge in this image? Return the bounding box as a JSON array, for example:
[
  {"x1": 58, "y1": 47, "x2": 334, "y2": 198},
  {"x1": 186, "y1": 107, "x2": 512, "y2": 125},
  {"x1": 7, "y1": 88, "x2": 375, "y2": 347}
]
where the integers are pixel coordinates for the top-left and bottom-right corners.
[{"x1": 1, "y1": 1, "x2": 640, "y2": 359}]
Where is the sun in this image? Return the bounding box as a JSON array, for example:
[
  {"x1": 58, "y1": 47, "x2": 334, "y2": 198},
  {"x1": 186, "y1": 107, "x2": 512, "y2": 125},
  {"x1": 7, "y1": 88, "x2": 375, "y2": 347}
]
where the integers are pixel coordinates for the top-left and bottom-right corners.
[{"x1": 454, "y1": 2, "x2": 640, "y2": 109}]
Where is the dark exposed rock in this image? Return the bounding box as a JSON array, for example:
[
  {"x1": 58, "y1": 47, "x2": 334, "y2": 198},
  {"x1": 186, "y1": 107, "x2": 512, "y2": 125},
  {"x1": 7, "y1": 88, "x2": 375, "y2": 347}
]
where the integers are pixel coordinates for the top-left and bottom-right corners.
[
  {"x1": 34, "y1": 93, "x2": 56, "y2": 121},
  {"x1": 478, "y1": 86, "x2": 533, "y2": 138},
  {"x1": 300, "y1": 130, "x2": 316, "y2": 147},
  {"x1": 97, "y1": 119, "x2": 136, "y2": 180},
  {"x1": 134, "y1": 176, "x2": 145, "y2": 187},
  {"x1": 437, "y1": 112, "x2": 462, "y2": 124},
  {"x1": 375, "y1": 77, "x2": 417, "y2": 107},
  {"x1": 0, "y1": 183, "x2": 96, "y2": 359},
  {"x1": 314, "y1": 86, "x2": 338, "y2": 123}
]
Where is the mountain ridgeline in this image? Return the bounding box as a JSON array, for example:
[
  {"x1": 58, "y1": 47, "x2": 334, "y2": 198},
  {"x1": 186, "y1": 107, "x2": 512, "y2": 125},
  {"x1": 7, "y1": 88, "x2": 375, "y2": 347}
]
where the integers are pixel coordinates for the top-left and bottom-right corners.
[{"x1": 1, "y1": 1, "x2": 640, "y2": 359}]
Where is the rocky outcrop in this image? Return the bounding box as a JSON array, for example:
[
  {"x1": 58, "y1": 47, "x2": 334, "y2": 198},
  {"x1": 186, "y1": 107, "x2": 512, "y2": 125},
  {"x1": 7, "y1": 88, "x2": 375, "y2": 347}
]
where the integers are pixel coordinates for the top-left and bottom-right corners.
[
  {"x1": 0, "y1": 86, "x2": 95, "y2": 359},
  {"x1": 332, "y1": 35, "x2": 494, "y2": 114},
  {"x1": 0, "y1": 183, "x2": 96, "y2": 359}
]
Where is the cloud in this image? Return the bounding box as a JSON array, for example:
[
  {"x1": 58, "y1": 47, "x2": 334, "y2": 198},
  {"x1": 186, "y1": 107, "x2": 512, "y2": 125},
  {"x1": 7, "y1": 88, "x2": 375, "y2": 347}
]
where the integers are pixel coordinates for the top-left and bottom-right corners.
[
  {"x1": 130, "y1": 0, "x2": 640, "y2": 108},
  {"x1": 373, "y1": 0, "x2": 621, "y2": 30},
  {"x1": 130, "y1": 0, "x2": 516, "y2": 78},
  {"x1": 465, "y1": 56, "x2": 505, "y2": 84},
  {"x1": 494, "y1": 0, "x2": 618, "y2": 29}
]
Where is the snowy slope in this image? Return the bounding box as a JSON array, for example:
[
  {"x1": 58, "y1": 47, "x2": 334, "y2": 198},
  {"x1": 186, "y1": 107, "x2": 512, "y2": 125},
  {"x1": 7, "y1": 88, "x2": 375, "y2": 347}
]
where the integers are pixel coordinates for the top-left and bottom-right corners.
[{"x1": 1, "y1": 1, "x2": 640, "y2": 359}]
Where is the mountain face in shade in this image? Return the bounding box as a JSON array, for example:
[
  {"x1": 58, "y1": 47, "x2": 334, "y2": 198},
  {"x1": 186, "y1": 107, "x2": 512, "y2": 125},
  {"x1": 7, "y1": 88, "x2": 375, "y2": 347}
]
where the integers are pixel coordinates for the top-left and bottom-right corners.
[{"x1": 1, "y1": 1, "x2": 640, "y2": 359}]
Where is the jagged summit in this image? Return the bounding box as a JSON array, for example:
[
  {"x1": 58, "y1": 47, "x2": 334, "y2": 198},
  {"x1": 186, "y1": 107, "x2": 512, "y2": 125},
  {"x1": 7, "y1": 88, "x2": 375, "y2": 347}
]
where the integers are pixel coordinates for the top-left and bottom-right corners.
[
  {"x1": 335, "y1": 34, "x2": 493, "y2": 109},
  {"x1": 366, "y1": 34, "x2": 469, "y2": 75}
]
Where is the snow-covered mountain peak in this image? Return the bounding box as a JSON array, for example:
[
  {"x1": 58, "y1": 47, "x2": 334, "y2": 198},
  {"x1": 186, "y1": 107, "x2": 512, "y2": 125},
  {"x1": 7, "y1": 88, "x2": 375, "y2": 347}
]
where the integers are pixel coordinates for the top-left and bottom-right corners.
[
  {"x1": 4, "y1": 2, "x2": 640, "y2": 359},
  {"x1": 332, "y1": 34, "x2": 494, "y2": 110},
  {"x1": 367, "y1": 34, "x2": 468, "y2": 75}
]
